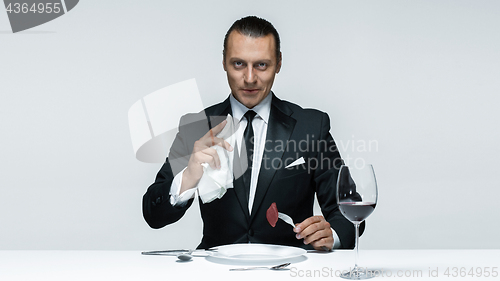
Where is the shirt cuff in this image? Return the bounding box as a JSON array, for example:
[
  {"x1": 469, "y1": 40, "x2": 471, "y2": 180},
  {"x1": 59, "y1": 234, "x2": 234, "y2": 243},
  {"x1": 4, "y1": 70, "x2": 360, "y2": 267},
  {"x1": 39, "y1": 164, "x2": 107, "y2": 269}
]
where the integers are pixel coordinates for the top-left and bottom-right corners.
[
  {"x1": 169, "y1": 167, "x2": 197, "y2": 207},
  {"x1": 331, "y1": 227, "x2": 341, "y2": 249}
]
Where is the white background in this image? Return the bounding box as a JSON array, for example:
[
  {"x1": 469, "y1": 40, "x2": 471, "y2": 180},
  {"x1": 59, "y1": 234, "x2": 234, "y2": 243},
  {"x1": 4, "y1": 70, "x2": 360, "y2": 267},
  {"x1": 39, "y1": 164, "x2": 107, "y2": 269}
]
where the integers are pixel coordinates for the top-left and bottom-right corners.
[{"x1": 0, "y1": 0, "x2": 499, "y2": 250}]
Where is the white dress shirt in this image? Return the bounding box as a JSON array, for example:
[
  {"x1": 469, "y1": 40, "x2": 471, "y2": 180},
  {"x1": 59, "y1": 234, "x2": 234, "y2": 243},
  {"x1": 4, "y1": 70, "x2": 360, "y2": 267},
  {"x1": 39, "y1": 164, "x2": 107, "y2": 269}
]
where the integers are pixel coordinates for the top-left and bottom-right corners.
[{"x1": 168, "y1": 93, "x2": 341, "y2": 249}]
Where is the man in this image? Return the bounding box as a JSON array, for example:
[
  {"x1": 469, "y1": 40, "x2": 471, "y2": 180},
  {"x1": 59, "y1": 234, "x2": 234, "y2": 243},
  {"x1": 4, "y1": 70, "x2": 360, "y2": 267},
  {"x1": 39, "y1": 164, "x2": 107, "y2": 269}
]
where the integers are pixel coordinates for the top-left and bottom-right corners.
[{"x1": 143, "y1": 16, "x2": 360, "y2": 250}]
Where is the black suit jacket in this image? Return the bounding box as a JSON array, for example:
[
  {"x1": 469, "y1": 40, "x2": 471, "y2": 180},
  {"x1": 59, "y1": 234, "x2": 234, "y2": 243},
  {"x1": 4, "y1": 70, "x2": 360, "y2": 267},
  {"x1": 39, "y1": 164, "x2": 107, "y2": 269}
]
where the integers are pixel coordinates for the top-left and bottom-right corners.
[{"x1": 143, "y1": 93, "x2": 359, "y2": 249}]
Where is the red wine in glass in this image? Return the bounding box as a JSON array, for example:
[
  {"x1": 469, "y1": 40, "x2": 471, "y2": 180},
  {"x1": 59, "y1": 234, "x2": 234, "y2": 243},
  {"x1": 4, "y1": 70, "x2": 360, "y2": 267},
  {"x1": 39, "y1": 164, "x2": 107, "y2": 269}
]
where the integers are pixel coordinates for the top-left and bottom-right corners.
[
  {"x1": 337, "y1": 164, "x2": 378, "y2": 280},
  {"x1": 339, "y1": 202, "x2": 376, "y2": 223}
]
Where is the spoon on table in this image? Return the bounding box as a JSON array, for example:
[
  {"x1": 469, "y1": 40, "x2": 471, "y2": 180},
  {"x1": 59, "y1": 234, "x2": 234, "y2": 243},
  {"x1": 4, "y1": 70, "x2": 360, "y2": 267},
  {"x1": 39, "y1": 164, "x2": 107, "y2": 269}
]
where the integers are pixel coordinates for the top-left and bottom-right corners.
[
  {"x1": 229, "y1": 262, "x2": 291, "y2": 271},
  {"x1": 177, "y1": 250, "x2": 194, "y2": 261},
  {"x1": 176, "y1": 248, "x2": 217, "y2": 261}
]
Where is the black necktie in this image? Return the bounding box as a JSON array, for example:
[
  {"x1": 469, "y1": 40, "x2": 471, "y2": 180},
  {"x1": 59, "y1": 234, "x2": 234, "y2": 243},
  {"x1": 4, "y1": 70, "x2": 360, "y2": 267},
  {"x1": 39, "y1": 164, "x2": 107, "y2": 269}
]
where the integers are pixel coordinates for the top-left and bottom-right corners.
[{"x1": 242, "y1": 110, "x2": 257, "y2": 200}]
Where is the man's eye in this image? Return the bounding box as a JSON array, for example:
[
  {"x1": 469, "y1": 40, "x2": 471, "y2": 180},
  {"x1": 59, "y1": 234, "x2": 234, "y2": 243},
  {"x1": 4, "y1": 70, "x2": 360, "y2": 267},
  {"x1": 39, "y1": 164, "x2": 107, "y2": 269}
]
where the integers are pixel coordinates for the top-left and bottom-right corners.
[
  {"x1": 234, "y1": 61, "x2": 243, "y2": 67},
  {"x1": 257, "y1": 63, "x2": 267, "y2": 69}
]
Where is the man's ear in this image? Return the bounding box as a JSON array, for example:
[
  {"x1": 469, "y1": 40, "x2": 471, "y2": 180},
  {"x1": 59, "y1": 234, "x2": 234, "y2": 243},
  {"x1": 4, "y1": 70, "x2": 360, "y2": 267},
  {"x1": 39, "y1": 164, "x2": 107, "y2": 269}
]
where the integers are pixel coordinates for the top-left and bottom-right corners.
[{"x1": 275, "y1": 52, "x2": 282, "y2": 73}]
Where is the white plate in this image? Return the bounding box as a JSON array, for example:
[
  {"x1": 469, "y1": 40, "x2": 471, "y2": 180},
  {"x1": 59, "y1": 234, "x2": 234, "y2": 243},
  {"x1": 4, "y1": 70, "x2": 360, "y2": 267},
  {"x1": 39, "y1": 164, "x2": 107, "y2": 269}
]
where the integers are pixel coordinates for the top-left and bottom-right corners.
[{"x1": 208, "y1": 243, "x2": 306, "y2": 262}]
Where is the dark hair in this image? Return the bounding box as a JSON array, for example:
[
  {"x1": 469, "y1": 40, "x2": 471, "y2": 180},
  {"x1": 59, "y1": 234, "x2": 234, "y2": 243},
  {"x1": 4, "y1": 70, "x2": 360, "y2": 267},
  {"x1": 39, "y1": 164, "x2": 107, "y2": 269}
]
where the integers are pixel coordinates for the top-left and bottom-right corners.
[{"x1": 223, "y1": 16, "x2": 281, "y2": 64}]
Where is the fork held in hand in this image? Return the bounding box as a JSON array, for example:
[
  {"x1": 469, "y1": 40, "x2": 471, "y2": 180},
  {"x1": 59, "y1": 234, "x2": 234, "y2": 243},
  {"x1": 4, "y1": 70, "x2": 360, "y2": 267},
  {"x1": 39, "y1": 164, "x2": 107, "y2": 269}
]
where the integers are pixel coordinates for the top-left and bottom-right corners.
[{"x1": 278, "y1": 212, "x2": 296, "y2": 228}]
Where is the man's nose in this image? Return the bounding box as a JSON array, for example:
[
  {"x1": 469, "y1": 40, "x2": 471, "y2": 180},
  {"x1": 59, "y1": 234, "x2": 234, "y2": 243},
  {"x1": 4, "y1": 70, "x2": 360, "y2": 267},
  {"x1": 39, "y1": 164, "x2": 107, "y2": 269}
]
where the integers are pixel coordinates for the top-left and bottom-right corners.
[{"x1": 244, "y1": 66, "x2": 257, "y2": 83}]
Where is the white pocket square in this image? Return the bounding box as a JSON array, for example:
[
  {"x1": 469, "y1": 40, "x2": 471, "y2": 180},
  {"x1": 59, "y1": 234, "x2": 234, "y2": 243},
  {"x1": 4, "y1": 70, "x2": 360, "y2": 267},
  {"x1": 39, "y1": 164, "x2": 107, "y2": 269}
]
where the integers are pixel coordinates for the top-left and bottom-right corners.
[{"x1": 285, "y1": 157, "x2": 305, "y2": 169}]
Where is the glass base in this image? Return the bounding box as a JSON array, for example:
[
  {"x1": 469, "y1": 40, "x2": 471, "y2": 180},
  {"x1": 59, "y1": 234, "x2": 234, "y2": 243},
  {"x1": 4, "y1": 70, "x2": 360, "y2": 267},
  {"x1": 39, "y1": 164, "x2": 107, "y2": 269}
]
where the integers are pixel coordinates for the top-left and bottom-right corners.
[{"x1": 339, "y1": 267, "x2": 376, "y2": 280}]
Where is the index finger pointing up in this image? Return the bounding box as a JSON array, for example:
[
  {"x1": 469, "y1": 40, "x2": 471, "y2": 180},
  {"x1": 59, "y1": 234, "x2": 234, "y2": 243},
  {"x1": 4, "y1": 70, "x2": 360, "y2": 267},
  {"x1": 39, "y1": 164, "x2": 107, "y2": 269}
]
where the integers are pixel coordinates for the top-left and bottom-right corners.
[{"x1": 210, "y1": 119, "x2": 227, "y2": 136}]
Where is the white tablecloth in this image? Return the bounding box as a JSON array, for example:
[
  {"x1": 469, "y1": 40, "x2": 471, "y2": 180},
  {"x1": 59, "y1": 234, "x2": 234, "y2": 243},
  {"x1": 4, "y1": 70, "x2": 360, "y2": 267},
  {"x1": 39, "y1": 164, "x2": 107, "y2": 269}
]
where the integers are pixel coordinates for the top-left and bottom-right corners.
[{"x1": 0, "y1": 249, "x2": 498, "y2": 280}]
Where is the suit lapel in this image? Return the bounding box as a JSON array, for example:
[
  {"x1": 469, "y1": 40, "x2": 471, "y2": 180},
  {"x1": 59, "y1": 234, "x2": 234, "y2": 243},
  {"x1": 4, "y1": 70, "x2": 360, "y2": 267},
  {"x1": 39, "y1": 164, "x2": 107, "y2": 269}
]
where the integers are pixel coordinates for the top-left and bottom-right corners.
[
  {"x1": 250, "y1": 95, "x2": 296, "y2": 222},
  {"x1": 206, "y1": 97, "x2": 231, "y2": 127}
]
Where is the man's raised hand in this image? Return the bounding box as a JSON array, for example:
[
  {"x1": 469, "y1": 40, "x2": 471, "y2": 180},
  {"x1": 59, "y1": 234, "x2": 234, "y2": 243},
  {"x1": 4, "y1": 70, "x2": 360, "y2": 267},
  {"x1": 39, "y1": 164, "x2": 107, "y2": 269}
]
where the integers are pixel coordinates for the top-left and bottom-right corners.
[{"x1": 180, "y1": 120, "x2": 233, "y2": 194}]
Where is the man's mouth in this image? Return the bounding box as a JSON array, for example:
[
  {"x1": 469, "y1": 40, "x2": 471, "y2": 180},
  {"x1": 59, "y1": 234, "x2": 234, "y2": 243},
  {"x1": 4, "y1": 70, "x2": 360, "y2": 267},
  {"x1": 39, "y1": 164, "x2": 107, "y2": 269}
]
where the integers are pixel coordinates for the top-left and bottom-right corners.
[{"x1": 242, "y1": 89, "x2": 259, "y2": 94}]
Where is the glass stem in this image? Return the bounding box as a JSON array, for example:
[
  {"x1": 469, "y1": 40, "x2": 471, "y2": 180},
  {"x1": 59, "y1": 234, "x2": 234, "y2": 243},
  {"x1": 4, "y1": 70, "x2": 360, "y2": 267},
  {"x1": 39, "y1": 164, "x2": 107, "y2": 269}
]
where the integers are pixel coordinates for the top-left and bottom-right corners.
[{"x1": 354, "y1": 222, "x2": 360, "y2": 269}]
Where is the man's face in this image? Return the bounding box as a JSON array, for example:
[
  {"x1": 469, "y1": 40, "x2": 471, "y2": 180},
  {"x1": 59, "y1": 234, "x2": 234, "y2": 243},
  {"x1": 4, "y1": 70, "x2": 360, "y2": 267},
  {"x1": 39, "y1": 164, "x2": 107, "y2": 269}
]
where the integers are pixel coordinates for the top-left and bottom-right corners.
[{"x1": 223, "y1": 31, "x2": 282, "y2": 109}]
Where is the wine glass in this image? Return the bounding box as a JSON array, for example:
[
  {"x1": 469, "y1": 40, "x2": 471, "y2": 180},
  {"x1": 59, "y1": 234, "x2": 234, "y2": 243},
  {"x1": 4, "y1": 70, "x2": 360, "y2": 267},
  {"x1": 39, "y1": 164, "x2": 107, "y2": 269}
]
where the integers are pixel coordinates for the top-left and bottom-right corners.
[{"x1": 337, "y1": 164, "x2": 378, "y2": 279}]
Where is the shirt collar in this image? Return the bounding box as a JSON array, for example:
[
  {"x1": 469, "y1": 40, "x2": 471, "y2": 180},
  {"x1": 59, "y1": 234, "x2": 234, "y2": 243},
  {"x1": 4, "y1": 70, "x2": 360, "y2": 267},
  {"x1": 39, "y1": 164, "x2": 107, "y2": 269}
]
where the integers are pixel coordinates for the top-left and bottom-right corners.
[{"x1": 229, "y1": 92, "x2": 272, "y2": 124}]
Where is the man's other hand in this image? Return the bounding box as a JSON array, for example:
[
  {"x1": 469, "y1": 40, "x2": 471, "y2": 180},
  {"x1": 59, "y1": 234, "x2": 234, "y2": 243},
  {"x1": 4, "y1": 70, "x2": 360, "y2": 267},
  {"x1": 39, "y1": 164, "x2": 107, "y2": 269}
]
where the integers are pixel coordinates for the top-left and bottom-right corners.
[
  {"x1": 294, "y1": 215, "x2": 333, "y2": 251},
  {"x1": 181, "y1": 120, "x2": 233, "y2": 193}
]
